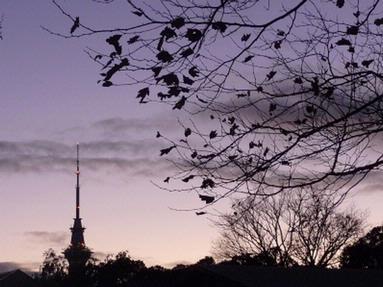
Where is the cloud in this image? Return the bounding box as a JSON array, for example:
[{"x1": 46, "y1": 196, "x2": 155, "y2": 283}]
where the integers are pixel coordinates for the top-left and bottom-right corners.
[
  {"x1": 353, "y1": 171, "x2": 383, "y2": 194},
  {"x1": 358, "y1": 183, "x2": 383, "y2": 194},
  {"x1": 0, "y1": 140, "x2": 177, "y2": 177},
  {"x1": 24, "y1": 231, "x2": 69, "y2": 246},
  {"x1": 92, "y1": 117, "x2": 178, "y2": 134}
]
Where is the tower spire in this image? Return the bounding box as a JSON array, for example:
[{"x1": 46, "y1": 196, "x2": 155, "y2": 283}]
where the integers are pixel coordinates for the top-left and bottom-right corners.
[
  {"x1": 69, "y1": 143, "x2": 85, "y2": 247},
  {"x1": 65, "y1": 143, "x2": 91, "y2": 279},
  {"x1": 76, "y1": 143, "x2": 80, "y2": 219}
]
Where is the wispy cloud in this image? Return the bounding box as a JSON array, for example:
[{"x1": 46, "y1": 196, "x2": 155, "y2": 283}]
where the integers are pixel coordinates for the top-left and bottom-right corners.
[
  {"x1": 24, "y1": 231, "x2": 69, "y2": 246},
  {"x1": 0, "y1": 140, "x2": 176, "y2": 177},
  {"x1": 91, "y1": 117, "x2": 178, "y2": 135}
]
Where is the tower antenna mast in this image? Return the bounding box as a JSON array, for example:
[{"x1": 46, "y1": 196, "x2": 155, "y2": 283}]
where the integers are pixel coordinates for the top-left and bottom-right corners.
[{"x1": 76, "y1": 143, "x2": 80, "y2": 219}]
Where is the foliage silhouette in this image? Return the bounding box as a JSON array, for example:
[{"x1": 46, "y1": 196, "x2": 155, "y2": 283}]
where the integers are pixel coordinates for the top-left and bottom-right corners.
[{"x1": 340, "y1": 225, "x2": 383, "y2": 269}]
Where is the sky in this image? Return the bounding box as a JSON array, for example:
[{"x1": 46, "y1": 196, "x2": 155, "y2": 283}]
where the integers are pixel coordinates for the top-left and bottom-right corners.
[{"x1": 0, "y1": 0, "x2": 383, "y2": 273}]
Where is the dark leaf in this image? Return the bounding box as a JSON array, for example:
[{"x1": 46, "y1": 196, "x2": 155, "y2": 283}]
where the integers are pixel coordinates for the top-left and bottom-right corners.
[
  {"x1": 237, "y1": 92, "x2": 248, "y2": 98},
  {"x1": 241, "y1": 33, "x2": 250, "y2": 41},
  {"x1": 306, "y1": 105, "x2": 315, "y2": 114},
  {"x1": 158, "y1": 73, "x2": 179, "y2": 86},
  {"x1": 186, "y1": 29, "x2": 202, "y2": 42},
  {"x1": 266, "y1": 71, "x2": 276, "y2": 80},
  {"x1": 345, "y1": 62, "x2": 358, "y2": 68},
  {"x1": 103, "y1": 58, "x2": 129, "y2": 81},
  {"x1": 374, "y1": 18, "x2": 383, "y2": 26},
  {"x1": 196, "y1": 211, "x2": 206, "y2": 216},
  {"x1": 277, "y1": 29, "x2": 285, "y2": 36},
  {"x1": 137, "y1": 87, "x2": 149, "y2": 103},
  {"x1": 348, "y1": 46, "x2": 355, "y2": 53},
  {"x1": 257, "y1": 86, "x2": 263, "y2": 92},
  {"x1": 94, "y1": 55, "x2": 102, "y2": 61},
  {"x1": 173, "y1": 96, "x2": 187, "y2": 110},
  {"x1": 106, "y1": 34, "x2": 122, "y2": 55},
  {"x1": 199, "y1": 193, "x2": 215, "y2": 202},
  {"x1": 182, "y1": 175, "x2": 194, "y2": 182},
  {"x1": 127, "y1": 35, "x2": 139, "y2": 44},
  {"x1": 362, "y1": 59, "x2": 374, "y2": 68},
  {"x1": 294, "y1": 77, "x2": 303, "y2": 84},
  {"x1": 164, "y1": 177, "x2": 170, "y2": 183},
  {"x1": 109, "y1": 51, "x2": 117, "y2": 58},
  {"x1": 152, "y1": 66, "x2": 162, "y2": 77},
  {"x1": 171, "y1": 17, "x2": 185, "y2": 29},
  {"x1": 189, "y1": 66, "x2": 200, "y2": 77},
  {"x1": 168, "y1": 86, "x2": 181, "y2": 97},
  {"x1": 183, "y1": 75, "x2": 194, "y2": 85},
  {"x1": 156, "y1": 131, "x2": 161, "y2": 138},
  {"x1": 311, "y1": 77, "x2": 319, "y2": 96},
  {"x1": 212, "y1": 22, "x2": 227, "y2": 33},
  {"x1": 70, "y1": 17, "x2": 80, "y2": 34},
  {"x1": 243, "y1": 55, "x2": 254, "y2": 63},
  {"x1": 160, "y1": 27, "x2": 177, "y2": 40},
  {"x1": 249, "y1": 141, "x2": 255, "y2": 149},
  {"x1": 157, "y1": 50, "x2": 173, "y2": 63},
  {"x1": 180, "y1": 48, "x2": 194, "y2": 58},
  {"x1": 191, "y1": 151, "x2": 198, "y2": 159},
  {"x1": 346, "y1": 26, "x2": 359, "y2": 35},
  {"x1": 102, "y1": 81, "x2": 113, "y2": 87},
  {"x1": 132, "y1": 10, "x2": 143, "y2": 16},
  {"x1": 160, "y1": 145, "x2": 176, "y2": 156},
  {"x1": 184, "y1": 128, "x2": 192, "y2": 137},
  {"x1": 209, "y1": 130, "x2": 217, "y2": 139},
  {"x1": 336, "y1": 38, "x2": 352, "y2": 46},
  {"x1": 281, "y1": 160, "x2": 290, "y2": 166},
  {"x1": 281, "y1": 129, "x2": 289, "y2": 136},
  {"x1": 157, "y1": 36, "x2": 164, "y2": 51},
  {"x1": 228, "y1": 117, "x2": 235, "y2": 124},
  {"x1": 336, "y1": 0, "x2": 345, "y2": 8},
  {"x1": 269, "y1": 103, "x2": 277, "y2": 113},
  {"x1": 157, "y1": 92, "x2": 168, "y2": 100},
  {"x1": 263, "y1": 147, "x2": 269, "y2": 157},
  {"x1": 228, "y1": 155, "x2": 237, "y2": 161},
  {"x1": 229, "y1": 123, "x2": 238, "y2": 136},
  {"x1": 353, "y1": 10, "x2": 360, "y2": 18},
  {"x1": 274, "y1": 40, "x2": 282, "y2": 49}
]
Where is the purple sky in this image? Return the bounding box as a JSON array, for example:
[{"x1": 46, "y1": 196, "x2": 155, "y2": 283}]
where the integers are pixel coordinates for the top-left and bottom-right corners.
[{"x1": 0, "y1": 0, "x2": 383, "y2": 272}]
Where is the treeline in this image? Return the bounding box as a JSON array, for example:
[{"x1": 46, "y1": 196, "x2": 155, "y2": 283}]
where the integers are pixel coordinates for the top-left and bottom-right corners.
[{"x1": 37, "y1": 226, "x2": 383, "y2": 287}]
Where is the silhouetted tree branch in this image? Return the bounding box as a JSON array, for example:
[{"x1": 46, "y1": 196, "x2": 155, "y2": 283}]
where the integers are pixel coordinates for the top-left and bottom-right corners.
[
  {"x1": 214, "y1": 188, "x2": 364, "y2": 267},
  {"x1": 50, "y1": 0, "x2": 383, "y2": 204}
]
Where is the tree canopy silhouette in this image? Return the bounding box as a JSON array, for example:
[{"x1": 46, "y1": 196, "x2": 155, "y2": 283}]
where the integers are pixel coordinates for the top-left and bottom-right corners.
[
  {"x1": 340, "y1": 225, "x2": 383, "y2": 269},
  {"x1": 49, "y1": 0, "x2": 383, "y2": 204},
  {"x1": 214, "y1": 188, "x2": 364, "y2": 267}
]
